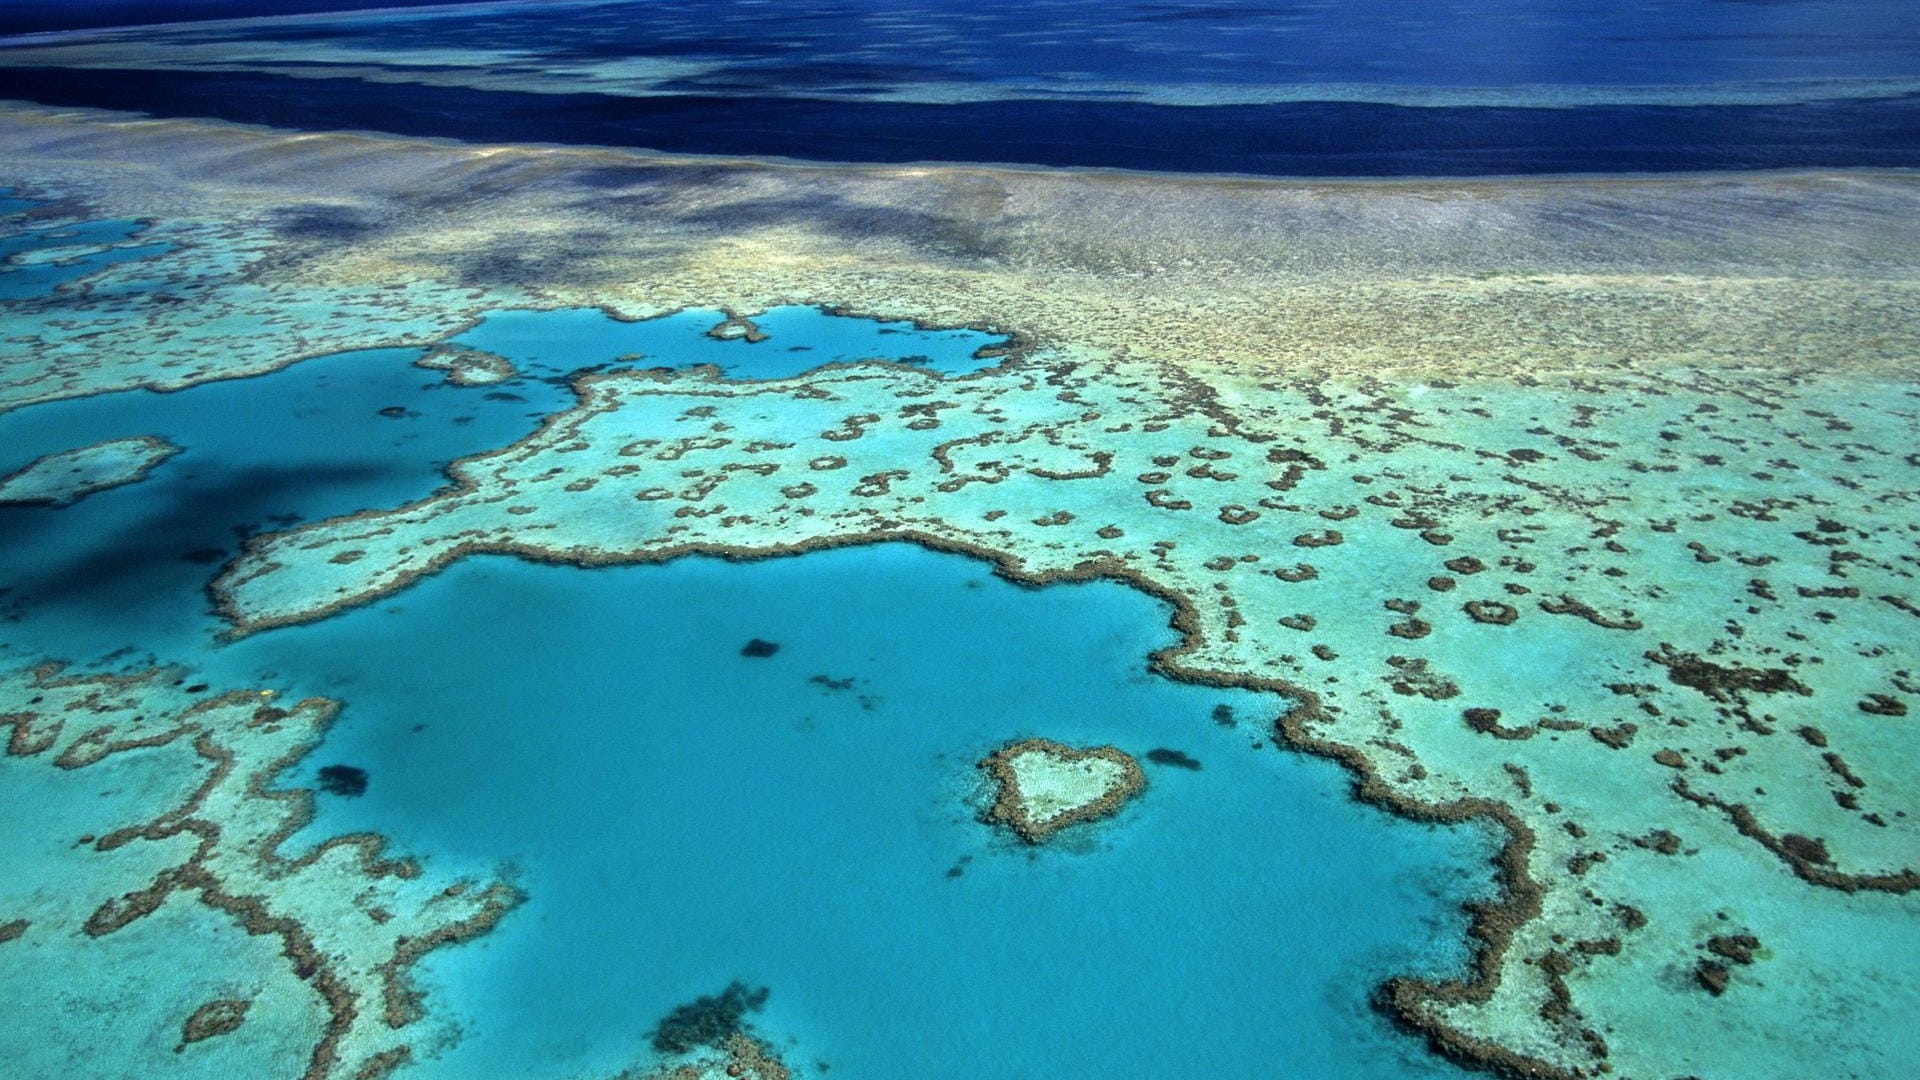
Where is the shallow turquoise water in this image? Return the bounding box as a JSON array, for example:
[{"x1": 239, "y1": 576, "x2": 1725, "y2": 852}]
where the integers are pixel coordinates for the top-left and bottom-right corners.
[
  {"x1": 252, "y1": 547, "x2": 1491, "y2": 1079},
  {"x1": 451, "y1": 304, "x2": 1009, "y2": 380},
  {"x1": 0, "y1": 320, "x2": 1488, "y2": 1078},
  {"x1": 0, "y1": 216, "x2": 144, "y2": 259}
]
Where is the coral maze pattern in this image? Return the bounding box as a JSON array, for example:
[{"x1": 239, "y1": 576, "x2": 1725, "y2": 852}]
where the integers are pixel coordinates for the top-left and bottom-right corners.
[
  {"x1": 0, "y1": 665, "x2": 518, "y2": 1080},
  {"x1": 213, "y1": 350, "x2": 1919, "y2": 1077}
]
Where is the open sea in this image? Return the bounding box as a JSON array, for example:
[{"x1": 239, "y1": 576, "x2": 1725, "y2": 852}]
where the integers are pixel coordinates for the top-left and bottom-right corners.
[{"x1": 2, "y1": 0, "x2": 1919, "y2": 174}]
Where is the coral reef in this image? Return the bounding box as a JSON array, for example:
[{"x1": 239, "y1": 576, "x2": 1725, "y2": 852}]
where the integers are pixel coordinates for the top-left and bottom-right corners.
[
  {"x1": 0, "y1": 664, "x2": 519, "y2": 1080},
  {"x1": 0, "y1": 435, "x2": 179, "y2": 506},
  {"x1": 4, "y1": 105, "x2": 1919, "y2": 1078},
  {"x1": 980, "y1": 738, "x2": 1147, "y2": 842}
]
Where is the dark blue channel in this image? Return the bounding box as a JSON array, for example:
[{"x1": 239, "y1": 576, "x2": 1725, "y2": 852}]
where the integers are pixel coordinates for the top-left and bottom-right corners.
[{"x1": 1, "y1": 65, "x2": 1917, "y2": 176}]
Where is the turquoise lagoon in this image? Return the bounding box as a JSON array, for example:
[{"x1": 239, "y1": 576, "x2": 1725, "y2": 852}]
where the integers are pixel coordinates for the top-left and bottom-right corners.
[
  {"x1": 0, "y1": 312, "x2": 1491, "y2": 1077},
  {"x1": 450, "y1": 303, "x2": 1014, "y2": 380}
]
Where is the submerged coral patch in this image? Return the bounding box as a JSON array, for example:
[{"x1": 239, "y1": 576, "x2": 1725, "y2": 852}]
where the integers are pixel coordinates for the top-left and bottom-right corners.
[
  {"x1": 1145, "y1": 748, "x2": 1202, "y2": 770},
  {"x1": 649, "y1": 981, "x2": 771, "y2": 1056},
  {"x1": 316, "y1": 765, "x2": 369, "y2": 797},
  {"x1": 178, "y1": 998, "x2": 252, "y2": 1049}
]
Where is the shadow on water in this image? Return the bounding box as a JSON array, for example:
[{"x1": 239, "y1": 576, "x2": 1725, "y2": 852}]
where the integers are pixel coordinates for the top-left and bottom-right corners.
[
  {"x1": 267, "y1": 202, "x2": 380, "y2": 243},
  {"x1": 0, "y1": 462, "x2": 399, "y2": 615},
  {"x1": 0, "y1": 303, "x2": 1006, "y2": 659},
  {"x1": 449, "y1": 238, "x2": 692, "y2": 290}
]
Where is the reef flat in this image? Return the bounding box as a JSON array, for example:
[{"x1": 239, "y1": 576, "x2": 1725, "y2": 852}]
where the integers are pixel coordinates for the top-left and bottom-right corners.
[
  {"x1": 0, "y1": 664, "x2": 518, "y2": 1079},
  {"x1": 3, "y1": 106, "x2": 1920, "y2": 416},
  {"x1": 3, "y1": 104, "x2": 1919, "y2": 1078},
  {"x1": 206, "y1": 311, "x2": 1920, "y2": 1078},
  {"x1": 0, "y1": 433, "x2": 177, "y2": 505}
]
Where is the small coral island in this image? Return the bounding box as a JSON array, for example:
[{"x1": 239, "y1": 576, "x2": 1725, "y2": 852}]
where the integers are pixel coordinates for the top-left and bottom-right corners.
[
  {"x1": 980, "y1": 738, "x2": 1146, "y2": 843},
  {"x1": 0, "y1": 435, "x2": 179, "y2": 506},
  {"x1": 416, "y1": 344, "x2": 516, "y2": 386}
]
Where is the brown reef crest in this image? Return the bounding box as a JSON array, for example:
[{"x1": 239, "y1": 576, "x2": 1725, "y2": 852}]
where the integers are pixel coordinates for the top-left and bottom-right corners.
[
  {"x1": 979, "y1": 738, "x2": 1147, "y2": 843},
  {"x1": 0, "y1": 663, "x2": 521, "y2": 1080}
]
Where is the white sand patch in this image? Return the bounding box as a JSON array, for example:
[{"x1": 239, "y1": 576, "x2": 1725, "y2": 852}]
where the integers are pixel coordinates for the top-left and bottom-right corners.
[{"x1": 1007, "y1": 747, "x2": 1132, "y2": 824}]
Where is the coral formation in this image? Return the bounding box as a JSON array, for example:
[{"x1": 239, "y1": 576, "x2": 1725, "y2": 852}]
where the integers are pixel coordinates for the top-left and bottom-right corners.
[
  {"x1": 980, "y1": 738, "x2": 1147, "y2": 842},
  {"x1": 4, "y1": 105, "x2": 1919, "y2": 1078},
  {"x1": 0, "y1": 435, "x2": 179, "y2": 506},
  {"x1": 0, "y1": 664, "x2": 519, "y2": 1080}
]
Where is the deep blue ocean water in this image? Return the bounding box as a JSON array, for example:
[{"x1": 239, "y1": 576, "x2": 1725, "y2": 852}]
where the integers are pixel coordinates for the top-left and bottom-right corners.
[
  {"x1": 3, "y1": 0, "x2": 1918, "y2": 174},
  {"x1": 0, "y1": 1, "x2": 457, "y2": 36},
  {"x1": 0, "y1": 301, "x2": 1492, "y2": 1077}
]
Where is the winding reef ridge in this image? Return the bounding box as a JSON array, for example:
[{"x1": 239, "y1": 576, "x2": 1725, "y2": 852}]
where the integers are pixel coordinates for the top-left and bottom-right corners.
[
  {"x1": 0, "y1": 664, "x2": 518, "y2": 1079},
  {"x1": 3, "y1": 103, "x2": 1919, "y2": 1078}
]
